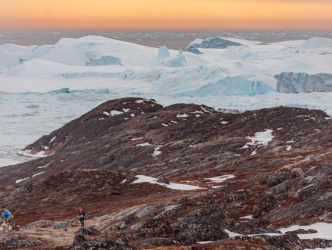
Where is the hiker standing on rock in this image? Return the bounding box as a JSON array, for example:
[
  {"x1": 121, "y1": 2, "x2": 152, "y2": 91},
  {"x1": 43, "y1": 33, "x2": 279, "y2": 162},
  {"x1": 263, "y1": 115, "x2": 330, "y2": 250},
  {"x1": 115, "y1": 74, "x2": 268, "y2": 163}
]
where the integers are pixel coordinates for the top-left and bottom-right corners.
[
  {"x1": 79, "y1": 208, "x2": 85, "y2": 227},
  {"x1": 1, "y1": 209, "x2": 16, "y2": 230}
]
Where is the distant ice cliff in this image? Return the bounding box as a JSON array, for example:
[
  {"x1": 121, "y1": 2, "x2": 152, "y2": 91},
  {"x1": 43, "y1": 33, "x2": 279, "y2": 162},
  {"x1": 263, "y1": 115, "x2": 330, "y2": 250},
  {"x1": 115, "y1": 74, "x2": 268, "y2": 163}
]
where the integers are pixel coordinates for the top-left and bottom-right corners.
[{"x1": 276, "y1": 72, "x2": 325, "y2": 93}]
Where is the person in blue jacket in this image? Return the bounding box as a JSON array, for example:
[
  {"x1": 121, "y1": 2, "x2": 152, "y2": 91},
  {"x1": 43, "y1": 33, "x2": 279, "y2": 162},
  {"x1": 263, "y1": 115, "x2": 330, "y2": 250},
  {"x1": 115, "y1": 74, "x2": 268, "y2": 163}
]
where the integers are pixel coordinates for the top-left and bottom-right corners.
[
  {"x1": 79, "y1": 208, "x2": 85, "y2": 227},
  {"x1": 1, "y1": 209, "x2": 16, "y2": 229}
]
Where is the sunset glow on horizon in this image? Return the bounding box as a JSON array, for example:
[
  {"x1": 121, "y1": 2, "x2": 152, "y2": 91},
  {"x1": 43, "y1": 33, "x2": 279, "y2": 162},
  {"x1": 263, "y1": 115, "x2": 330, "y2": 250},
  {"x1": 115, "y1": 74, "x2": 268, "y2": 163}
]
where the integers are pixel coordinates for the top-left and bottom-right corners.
[{"x1": 1, "y1": 0, "x2": 332, "y2": 30}]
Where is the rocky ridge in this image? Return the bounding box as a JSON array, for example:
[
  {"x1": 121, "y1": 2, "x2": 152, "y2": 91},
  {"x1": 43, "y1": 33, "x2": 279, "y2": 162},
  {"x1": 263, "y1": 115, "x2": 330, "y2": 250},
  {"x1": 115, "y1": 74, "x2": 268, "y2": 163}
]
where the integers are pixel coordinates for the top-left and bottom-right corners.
[{"x1": 1, "y1": 97, "x2": 332, "y2": 248}]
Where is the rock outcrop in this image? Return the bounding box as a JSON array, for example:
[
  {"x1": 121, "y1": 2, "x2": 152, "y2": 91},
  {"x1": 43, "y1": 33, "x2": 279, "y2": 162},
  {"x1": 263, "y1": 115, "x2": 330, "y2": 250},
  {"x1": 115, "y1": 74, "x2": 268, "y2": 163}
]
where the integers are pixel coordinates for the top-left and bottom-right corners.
[
  {"x1": 72, "y1": 236, "x2": 137, "y2": 250},
  {"x1": 0, "y1": 234, "x2": 43, "y2": 249}
]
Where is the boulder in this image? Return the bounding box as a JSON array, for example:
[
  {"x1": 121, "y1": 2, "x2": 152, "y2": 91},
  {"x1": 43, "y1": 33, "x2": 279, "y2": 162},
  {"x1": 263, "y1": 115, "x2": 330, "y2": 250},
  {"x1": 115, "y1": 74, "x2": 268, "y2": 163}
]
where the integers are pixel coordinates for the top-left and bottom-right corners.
[
  {"x1": 0, "y1": 235, "x2": 43, "y2": 249},
  {"x1": 75, "y1": 227, "x2": 100, "y2": 236},
  {"x1": 172, "y1": 205, "x2": 229, "y2": 245},
  {"x1": 226, "y1": 221, "x2": 278, "y2": 235},
  {"x1": 134, "y1": 237, "x2": 179, "y2": 246},
  {"x1": 268, "y1": 167, "x2": 297, "y2": 187},
  {"x1": 226, "y1": 189, "x2": 252, "y2": 202},
  {"x1": 24, "y1": 220, "x2": 55, "y2": 229},
  {"x1": 157, "y1": 176, "x2": 170, "y2": 185},
  {"x1": 154, "y1": 204, "x2": 183, "y2": 219},
  {"x1": 73, "y1": 234, "x2": 90, "y2": 246},
  {"x1": 71, "y1": 236, "x2": 137, "y2": 250},
  {"x1": 253, "y1": 194, "x2": 277, "y2": 218}
]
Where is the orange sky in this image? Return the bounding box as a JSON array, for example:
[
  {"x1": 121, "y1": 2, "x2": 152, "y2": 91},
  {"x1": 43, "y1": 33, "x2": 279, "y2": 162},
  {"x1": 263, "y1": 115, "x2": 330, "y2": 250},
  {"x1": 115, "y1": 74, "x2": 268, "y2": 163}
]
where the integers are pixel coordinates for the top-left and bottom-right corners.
[{"x1": 1, "y1": 0, "x2": 332, "y2": 30}]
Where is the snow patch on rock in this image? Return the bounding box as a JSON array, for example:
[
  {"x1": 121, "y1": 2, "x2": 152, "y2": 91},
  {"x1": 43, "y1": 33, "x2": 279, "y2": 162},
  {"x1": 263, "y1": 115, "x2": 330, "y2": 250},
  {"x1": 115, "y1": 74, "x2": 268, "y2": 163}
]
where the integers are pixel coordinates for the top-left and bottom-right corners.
[
  {"x1": 242, "y1": 129, "x2": 274, "y2": 149},
  {"x1": 132, "y1": 175, "x2": 203, "y2": 190}
]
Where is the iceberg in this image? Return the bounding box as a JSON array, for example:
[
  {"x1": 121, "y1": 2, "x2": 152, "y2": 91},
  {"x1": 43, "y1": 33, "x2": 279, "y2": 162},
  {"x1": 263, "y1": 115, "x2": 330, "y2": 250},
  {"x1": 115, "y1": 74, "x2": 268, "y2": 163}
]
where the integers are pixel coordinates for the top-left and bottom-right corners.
[
  {"x1": 157, "y1": 46, "x2": 170, "y2": 61},
  {"x1": 85, "y1": 55, "x2": 123, "y2": 66},
  {"x1": 178, "y1": 76, "x2": 274, "y2": 97},
  {"x1": 187, "y1": 46, "x2": 203, "y2": 55},
  {"x1": 187, "y1": 37, "x2": 242, "y2": 49},
  {"x1": 318, "y1": 73, "x2": 332, "y2": 86},
  {"x1": 276, "y1": 72, "x2": 325, "y2": 93},
  {"x1": 166, "y1": 50, "x2": 187, "y2": 67},
  {"x1": 300, "y1": 37, "x2": 332, "y2": 49},
  {"x1": 153, "y1": 47, "x2": 186, "y2": 67}
]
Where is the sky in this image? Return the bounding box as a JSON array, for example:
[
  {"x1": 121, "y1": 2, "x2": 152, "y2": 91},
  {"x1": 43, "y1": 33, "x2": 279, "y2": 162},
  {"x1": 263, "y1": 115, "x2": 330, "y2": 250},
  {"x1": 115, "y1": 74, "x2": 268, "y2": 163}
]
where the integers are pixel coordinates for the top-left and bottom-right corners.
[{"x1": 1, "y1": 0, "x2": 332, "y2": 30}]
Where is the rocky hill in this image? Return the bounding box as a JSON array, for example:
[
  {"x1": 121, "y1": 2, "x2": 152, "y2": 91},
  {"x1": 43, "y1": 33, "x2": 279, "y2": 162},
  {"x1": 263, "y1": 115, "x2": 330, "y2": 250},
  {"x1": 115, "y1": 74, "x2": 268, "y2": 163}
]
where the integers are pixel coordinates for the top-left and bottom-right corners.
[
  {"x1": 1, "y1": 97, "x2": 332, "y2": 185},
  {"x1": 1, "y1": 97, "x2": 332, "y2": 249}
]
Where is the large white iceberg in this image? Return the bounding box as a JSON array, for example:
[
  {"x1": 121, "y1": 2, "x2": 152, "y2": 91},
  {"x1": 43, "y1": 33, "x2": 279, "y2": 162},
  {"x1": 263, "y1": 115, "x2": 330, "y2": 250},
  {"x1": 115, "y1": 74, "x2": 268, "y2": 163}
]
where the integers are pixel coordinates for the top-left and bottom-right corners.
[{"x1": 300, "y1": 37, "x2": 332, "y2": 49}]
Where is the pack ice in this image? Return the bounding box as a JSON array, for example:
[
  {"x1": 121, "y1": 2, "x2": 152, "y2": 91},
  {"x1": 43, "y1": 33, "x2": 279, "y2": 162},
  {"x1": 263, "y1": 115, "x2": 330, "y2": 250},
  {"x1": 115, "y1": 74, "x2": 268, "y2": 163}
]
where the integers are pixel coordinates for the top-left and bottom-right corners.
[{"x1": 0, "y1": 35, "x2": 332, "y2": 96}]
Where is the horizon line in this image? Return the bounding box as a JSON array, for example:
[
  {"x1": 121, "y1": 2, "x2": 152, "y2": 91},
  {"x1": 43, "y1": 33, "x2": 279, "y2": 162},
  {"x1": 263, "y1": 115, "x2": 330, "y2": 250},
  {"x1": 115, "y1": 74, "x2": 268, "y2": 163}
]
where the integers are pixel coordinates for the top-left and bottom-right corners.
[{"x1": 1, "y1": 28, "x2": 332, "y2": 32}]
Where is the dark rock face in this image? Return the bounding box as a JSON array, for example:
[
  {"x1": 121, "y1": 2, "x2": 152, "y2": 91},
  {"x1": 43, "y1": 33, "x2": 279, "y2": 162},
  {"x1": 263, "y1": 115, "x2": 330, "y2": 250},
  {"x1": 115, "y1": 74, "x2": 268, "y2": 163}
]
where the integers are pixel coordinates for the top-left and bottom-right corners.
[
  {"x1": 226, "y1": 221, "x2": 276, "y2": 235},
  {"x1": 0, "y1": 234, "x2": 43, "y2": 249},
  {"x1": 75, "y1": 227, "x2": 100, "y2": 236},
  {"x1": 235, "y1": 234, "x2": 332, "y2": 250},
  {"x1": 253, "y1": 194, "x2": 278, "y2": 218},
  {"x1": 23, "y1": 220, "x2": 54, "y2": 229},
  {"x1": 71, "y1": 236, "x2": 137, "y2": 250},
  {"x1": 262, "y1": 234, "x2": 303, "y2": 249},
  {"x1": 172, "y1": 205, "x2": 229, "y2": 245},
  {"x1": 261, "y1": 163, "x2": 332, "y2": 225},
  {"x1": 72, "y1": 226, "x2": 136, "y2": 249},
  {"x1": 267, "y1": 167, "x2": 299, "y2": 187},
  {"x1": 157, "y1": 176, "x2": 170, "y2": 184},
  {"x1": 154, "y1": 204, "x2": 184, "y2": 219},
  {"x1": 301, "y1": 238, "x2": 332, "y2": 249},
  {"x1": 226, "y1": 189, "x2": 252, "y2": 203},
  {"x1": 134, "y1": 237, "x2": 179, "y2": 246},
  {"x1": 264, "y1": 189, "x2": 332, "y2": 224},
  {"x1": 72, "y1": 234, "x2": 90, "y2": 246}
]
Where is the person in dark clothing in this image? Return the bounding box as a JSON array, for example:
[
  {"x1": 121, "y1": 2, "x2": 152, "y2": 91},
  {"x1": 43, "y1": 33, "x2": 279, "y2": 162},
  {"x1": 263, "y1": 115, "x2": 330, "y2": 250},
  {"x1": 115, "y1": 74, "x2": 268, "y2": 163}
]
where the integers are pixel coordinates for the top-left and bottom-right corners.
[{"x1": 79, "y1": 208, "x2": 85, "y2": 227}]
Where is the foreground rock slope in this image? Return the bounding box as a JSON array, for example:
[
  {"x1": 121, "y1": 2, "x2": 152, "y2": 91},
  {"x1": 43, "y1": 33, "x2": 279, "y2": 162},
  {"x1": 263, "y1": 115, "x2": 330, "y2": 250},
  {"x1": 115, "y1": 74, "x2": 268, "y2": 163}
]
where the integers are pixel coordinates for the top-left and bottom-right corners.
[{"x1": 1, "y1": 97, "x2": 332, "y2": 249}]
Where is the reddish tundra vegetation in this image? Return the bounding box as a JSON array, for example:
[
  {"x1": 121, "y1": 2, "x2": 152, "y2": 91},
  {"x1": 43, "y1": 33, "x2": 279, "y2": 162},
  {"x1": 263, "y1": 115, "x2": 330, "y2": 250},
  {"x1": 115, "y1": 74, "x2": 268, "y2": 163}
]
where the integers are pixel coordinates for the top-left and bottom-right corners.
[{"x1": 1, "y1": 97, "x2": 332, "y2": 249}]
